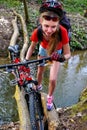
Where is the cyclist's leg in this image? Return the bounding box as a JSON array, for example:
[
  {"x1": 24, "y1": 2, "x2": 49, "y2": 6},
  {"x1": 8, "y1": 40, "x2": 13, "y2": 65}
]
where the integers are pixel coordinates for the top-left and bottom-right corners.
[
  {"x1": 47, "y1": 61, "x2": 60, "y2": 110},
  {"x1": 37, "y1": 45, "x2": 47, "y2": 88},
  {"x1": 37, "y1": 63, "x2": 45, "y2": 86},
  {"x1": 48, "y1": 61, "x2": 60, "y2": 96},
  {"x1": 47, "y1": 49, "x2": 62, "y2": 110}
]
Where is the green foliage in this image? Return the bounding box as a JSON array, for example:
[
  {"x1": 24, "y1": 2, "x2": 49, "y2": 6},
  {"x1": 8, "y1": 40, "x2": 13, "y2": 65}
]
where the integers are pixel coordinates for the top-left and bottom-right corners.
[
  {"x1": 1, "y1": 0, "x2": 87, "y2": 13},
  {"x1": 0, "y1": 0, "x2": 21, "y2": 8},
  {"x1": 70, "y1": 24, "x2": 87, "y2": 51},
  {"x1": 1, "y1": 0, "x2": 87, "y2": 51},
  {"x1": 37, "y1": 0, "x2": 42, "y2": 4},
  {"x1": 27, "y1": 8, "x2": 39, "y2": 37},
  {"x1": 63, "y1": 0, "x2": 87, "y2": 14}
]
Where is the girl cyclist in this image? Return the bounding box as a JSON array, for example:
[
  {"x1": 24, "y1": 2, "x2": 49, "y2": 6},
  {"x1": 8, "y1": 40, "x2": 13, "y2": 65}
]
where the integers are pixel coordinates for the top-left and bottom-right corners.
[{"x1": 25, "y1": 0, "x2": 71, "y2": 111}]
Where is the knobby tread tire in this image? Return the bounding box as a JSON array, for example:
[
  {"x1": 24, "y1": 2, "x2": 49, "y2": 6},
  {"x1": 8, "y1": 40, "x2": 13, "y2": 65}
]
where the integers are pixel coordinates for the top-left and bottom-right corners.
[
  {"x1": 29, "y1": 92, "x2": 37, "y2": 130},
  {"x1": 35, "y1": 93, "x2": 44, "y2": 130},
  {"x1": 29, "y1": 92, "x2": 45, "y2": 130}
]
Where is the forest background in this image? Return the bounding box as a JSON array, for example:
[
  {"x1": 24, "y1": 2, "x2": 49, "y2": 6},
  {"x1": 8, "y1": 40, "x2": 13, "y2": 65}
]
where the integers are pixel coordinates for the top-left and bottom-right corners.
[{"x1": 0, "y1": 0, "x2": 87, "y2": 54}]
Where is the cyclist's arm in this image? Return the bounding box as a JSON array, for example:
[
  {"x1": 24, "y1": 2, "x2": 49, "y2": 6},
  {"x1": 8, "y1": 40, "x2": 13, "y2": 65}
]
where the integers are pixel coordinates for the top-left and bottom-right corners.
[
  {"x1": 63, "y1": 43, "x2": 71, "y2": 60},
  {"x1": 26, "y1": 41, "x2": 37, "y2": 60}
]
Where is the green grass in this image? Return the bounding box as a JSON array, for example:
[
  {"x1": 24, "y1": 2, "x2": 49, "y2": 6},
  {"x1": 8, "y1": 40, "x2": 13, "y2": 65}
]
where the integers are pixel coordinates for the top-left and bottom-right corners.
[
  {"x1": 0, "y1": 0, "x2": 21, "y2": 8},
  {"x1": 63, "y1": 0, "x2": 87, "y2": 14},
  {"x1": 0, "y1": 0, "x2": 87, "y2": 14}
]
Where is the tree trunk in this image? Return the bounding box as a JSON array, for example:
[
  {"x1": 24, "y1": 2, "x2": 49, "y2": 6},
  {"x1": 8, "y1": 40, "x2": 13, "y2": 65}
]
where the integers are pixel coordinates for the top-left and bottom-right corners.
[{"x1": 23, "y1": 0, "x2": 30, "y2": 23}]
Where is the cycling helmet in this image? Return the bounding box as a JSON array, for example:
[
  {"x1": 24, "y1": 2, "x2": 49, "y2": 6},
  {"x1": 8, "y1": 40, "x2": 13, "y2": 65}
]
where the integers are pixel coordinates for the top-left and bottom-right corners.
[{"x1": 39, "y1": 0, "x2": 63, "y2": 19}]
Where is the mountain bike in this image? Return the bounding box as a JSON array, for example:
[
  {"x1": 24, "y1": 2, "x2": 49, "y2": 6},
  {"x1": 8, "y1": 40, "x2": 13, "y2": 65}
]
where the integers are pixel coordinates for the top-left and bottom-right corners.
[{"x1": 0, "y1": 44, "x2": 52, "y2": 130}]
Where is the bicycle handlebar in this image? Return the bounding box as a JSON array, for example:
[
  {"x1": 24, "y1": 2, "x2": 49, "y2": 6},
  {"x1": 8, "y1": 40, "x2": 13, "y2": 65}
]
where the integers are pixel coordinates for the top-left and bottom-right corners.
[{"x1": 0, "y1": 57, "x2": 51, "y2": 69}]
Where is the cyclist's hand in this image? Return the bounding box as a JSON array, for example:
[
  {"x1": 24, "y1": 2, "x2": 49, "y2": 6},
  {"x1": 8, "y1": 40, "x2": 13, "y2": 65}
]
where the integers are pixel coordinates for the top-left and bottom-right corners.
[
  {"x1": 51, "y1": 52, "x2": 65, "y2": 62},
  {"x1": 23, "y1": 59, "x2": 27, "y2": 62},
  {"x1": 23, "y1": 59, "x2": 29, "y2": 63},
  {"x1": 22, "y1": 59, "x2": 29, "y2": 67}
]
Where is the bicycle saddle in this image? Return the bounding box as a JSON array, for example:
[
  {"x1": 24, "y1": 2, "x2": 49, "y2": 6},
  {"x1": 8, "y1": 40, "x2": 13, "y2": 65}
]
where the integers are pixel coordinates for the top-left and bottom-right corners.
[{"x1": 8, "y1": 45, "x2": 20, "y2": 54}]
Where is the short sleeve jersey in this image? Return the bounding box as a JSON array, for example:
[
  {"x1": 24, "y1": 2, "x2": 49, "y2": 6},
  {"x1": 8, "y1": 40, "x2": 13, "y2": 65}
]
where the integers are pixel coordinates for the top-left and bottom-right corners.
[{"x1": 30, "y1": 25, "x2": 69, "y2": 50}]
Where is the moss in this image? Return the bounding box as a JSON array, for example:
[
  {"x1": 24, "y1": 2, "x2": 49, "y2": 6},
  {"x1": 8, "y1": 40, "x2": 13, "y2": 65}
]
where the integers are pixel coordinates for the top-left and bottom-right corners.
[
  {"x1": 82, "y1": 115, "x2": 87, "y2": 122},
  {"x1": 65, "y1": 87, "x2": 87, "y2": 123},
  {"x1": 79, "y1": 87, "x2": 87, "y2": 101}
]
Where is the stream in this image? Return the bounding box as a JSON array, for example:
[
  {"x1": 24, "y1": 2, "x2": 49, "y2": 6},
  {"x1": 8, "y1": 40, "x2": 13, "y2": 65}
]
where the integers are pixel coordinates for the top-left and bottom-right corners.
[{"x1": 0, "y1": 50, "x2": 87, "y2": 124}]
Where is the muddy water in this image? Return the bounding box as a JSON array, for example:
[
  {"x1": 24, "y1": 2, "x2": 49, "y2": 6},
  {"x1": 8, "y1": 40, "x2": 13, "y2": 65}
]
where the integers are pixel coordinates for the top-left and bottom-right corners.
[{"x1": 0, "y1": 50, "x2": 87, "y2": 123}]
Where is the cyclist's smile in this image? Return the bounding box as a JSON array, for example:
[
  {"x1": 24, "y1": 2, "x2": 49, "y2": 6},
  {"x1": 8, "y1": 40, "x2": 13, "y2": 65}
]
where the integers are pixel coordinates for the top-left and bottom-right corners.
[{"x1": 41, "y1": 19, "x2": 59, "y2": 37}]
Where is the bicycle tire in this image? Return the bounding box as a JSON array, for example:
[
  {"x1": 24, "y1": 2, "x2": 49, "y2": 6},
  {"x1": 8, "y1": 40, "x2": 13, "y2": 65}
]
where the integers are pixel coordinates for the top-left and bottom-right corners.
[
  {"x1": 35, "y1": 92, "x2": 45, "y2": 130},
  {"x1": 29, "y1": 92, "x2": 45, "y2": 130},
  {"x1": 29, "y1": 92, "x2": 37, "y2": 130}
]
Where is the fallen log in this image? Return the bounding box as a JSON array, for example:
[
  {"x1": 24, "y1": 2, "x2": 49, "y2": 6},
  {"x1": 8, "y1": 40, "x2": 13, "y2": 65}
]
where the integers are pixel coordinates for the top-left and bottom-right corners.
[
  {"x1": 8, "y1": 16, "x2": 19, "y2": 59},
  {"x1": 13, "y1": 10, "x2": 29, "y2": 61},
  {"x1": 9, "y1": 16, "x2": 19, "y2": 46},
  {"x1": 41, "y1": 92, "x2": 60, "y2": 130},
  {"x1": 14, "y1": 85, "x2": 31, "y2": 130}
]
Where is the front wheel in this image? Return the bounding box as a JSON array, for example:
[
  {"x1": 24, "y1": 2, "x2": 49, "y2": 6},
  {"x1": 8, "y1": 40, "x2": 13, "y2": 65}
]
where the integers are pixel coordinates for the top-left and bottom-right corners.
[
  {"x1": 29, "y1": 92, "x2": 37, "y2": 130},
  {"x1": 29, "y1": 92, "x2": 45, "y2": 130}
]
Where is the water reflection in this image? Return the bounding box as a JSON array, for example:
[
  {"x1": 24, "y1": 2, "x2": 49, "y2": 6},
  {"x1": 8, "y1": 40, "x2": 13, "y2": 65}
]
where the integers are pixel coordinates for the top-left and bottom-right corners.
[{"x1": 54, "y1": 50, "x2": 87, "y2": 107}]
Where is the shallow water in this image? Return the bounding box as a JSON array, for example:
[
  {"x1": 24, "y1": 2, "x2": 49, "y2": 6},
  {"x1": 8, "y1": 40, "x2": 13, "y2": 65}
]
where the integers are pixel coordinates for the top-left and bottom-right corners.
[
  {"x1": 52, "y1": 50, "x2": 87, "y2": 107},
  {"x1": 0, "y1": 58, "x2": 18, "y2": 124},
  {"x1": 0, "y1": 50, "x2": 87, "y2": 123}
]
